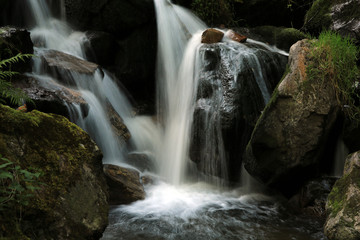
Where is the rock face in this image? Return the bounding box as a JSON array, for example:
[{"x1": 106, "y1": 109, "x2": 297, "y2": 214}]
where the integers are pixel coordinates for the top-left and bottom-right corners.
[
  {"x1": 201, "y1": 29, "x2": 224, "y2": 44},
  {"x1": 325, "y1": 151, "x2": 360, "y2": 240},
  {"x1": 0, "y1": 104, "x2": 108, "y2": 239},
  {"x1": 64, "y1": 0, "x2": 157, "y2": 101},
  {"x1": 304, "y1": 0, "x2": 360, "y2": 43},
  {"x1": 103, "y1": 164, "x2": 145, "y2": 205},
  {"x1": 232, "y1": 0, "x2": 314, "y2": 29},
  {"x1": 244, "y1": 40, "x2": 340, "y2": 196},
  {"x1": 40, "y1": 49, "x2": 100, "y2": 86},
  {"x1": 12, "y1": 76, "x2": 89, "y2": 119},
  {"x1": 0, "y1": 27, "x2": 33, "y2": 72},
  {"x1": 191, "y1": 41, "x2": 287, "y2": 182}
]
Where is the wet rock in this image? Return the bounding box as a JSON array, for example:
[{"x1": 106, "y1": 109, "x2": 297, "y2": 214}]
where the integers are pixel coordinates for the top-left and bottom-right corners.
[
  {"x1": 191, "y1": 41, "x2": 287, "y2": 182},
  {"x1": 244, "y1": 40, "x2": 340, "y2": 196},
  {"x1": 0, "y1": 26, "x2": 33, "y2": 73},
  {"x1": 126, "y1": 153, "x2": 156, "y2": 172},
  {"x1": 304, "y1": 0, "x2": 360, "y2": 44},
  {"x1": 325, "y1": 151, "x2": 360, "y2": 240},
  {"x1": 0, "y1": 104, "x2": 108, "y2": 239},
  {"x1": 289, "y1": 177, "x2": 337, "y2": 218},
  {"x1": 103, "y1": 164, "x2": 145, "y2": 205},
  {"x1": 107, "y1": 104, "x2": 131, "y2": 145},
  {"x1": 201, "y1": 29, "x2": 224, "y2": 44},
  {"x1": 225, "y1": 30, "x2": 247, "y2": 43},
  {"x1": 39, "y1": 49, "x2": 103, "y2": 88},
  {"x1": 13, "y1": 76, "x2": 88, "y2": 119}
]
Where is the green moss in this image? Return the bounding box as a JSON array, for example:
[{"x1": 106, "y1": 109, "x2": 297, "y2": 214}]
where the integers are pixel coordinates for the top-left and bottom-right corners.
[
  {"x1": 252, "y1": 26, "x2": 308, "y2": 51},
  {"x1": 307, "y1": 31, "x2": 360, "y2": 121},
  {"x1": 304, "y1": 0, "x2": 332, "y2": 35},
  {"x1": 0, "y1": 104, "x2": 105, "y2": 238}
]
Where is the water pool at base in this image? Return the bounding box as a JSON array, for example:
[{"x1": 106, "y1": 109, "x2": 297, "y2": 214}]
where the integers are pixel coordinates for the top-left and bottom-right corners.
[{"x1": 101, "y1": 182, "x2": 326, "y2": 240}]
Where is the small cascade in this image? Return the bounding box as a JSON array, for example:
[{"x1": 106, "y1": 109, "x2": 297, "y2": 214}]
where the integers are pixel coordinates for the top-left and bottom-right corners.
[
  {"x1": 27, "y1": 0, "x2": 133, "y2": 166},
  {"x1": 332, "y1": 138, "x2": 348, "y2": 177}
]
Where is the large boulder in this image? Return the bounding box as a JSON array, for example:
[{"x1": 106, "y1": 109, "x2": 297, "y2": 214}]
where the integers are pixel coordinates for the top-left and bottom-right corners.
[
  {"x1": 304, "y1": 0, "x2": 360, "y2": 44},
  {"x1": 0, "y1": 104, "x2": 108, "y2": 239},
  {"x1": 0, "y1": 26, "x2": 33, "y2": 73},
  {"x1": 324, "y1": 151, "x2": 360, "y2": 240},
  {"x1": 103, "y1": 164, "x2": 145, "y2": 205},
  {"x1": 191, "y1": 41, "x2": 287, "y2": 182},
  {"x1": 244, "y1": 40, "x2": 340, "y2": 196}
]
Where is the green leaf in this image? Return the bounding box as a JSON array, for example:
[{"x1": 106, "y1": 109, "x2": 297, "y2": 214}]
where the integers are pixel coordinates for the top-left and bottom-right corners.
[
  {"x1": 0, "y1": 162, "x2": 13, "y2": 169},
  {"x1": 0, "y1": 172, "x2": 13, "y2": 179}
]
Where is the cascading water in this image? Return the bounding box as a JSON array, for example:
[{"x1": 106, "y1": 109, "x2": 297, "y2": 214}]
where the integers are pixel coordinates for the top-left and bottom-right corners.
[{"x1": 24, "y1": 0, "x2": 327, "y2": 239}]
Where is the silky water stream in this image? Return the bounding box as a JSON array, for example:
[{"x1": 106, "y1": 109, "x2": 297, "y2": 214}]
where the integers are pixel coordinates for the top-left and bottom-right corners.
[{"x1": 25, "y1": 0, "x2": 327, "y2": 239}]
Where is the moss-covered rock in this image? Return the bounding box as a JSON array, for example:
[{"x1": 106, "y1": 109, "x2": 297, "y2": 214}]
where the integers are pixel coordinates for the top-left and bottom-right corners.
[
  {"x1": 0, "y1": 104, "x2": 108, "y2": 239},
  {"x1": 249, "y1": 26, "x2": 308, "y2": 51},
  {"x1": 324, "y1": 151, "x2": 360, "y2": 240},
  {"x1": 304, "y1": 0, "x2": 360, "y2": 43},
  {"x1": 244, "y1": 40, "x2": 340, "y2": 197}
]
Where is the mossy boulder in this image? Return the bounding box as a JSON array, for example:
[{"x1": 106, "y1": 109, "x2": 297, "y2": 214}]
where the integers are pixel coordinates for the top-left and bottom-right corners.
[
  {"x1": 304, "y1": 0, "x2": 360, "y2": 43},
  {"x1": 324, "y1": 151, "x2": 360, "y2": 240},
  {"x1": 0, "y1": 104, "x2": 108, "y2": 239},
  {"x1": 244, "y1": 40, "x2": 340, "y2": 197},
  {"x1": 248, "y1": 26, "x2": 308, "y2": 51}
]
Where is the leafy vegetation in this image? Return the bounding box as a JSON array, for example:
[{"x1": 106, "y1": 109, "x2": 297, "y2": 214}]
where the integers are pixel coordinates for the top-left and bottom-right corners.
[
  {"x1": 0, "y1": 53, "x2": 33, "y2": 106},
  {"x1": 191, "y1": 0, "x2": 235, "y2": 26},
  {"x1": 307, "y1": 31, "x2": 360, "y2": 121},
  {"x1": 0, "y1": 154, "x2": 43, "y2": 239}
]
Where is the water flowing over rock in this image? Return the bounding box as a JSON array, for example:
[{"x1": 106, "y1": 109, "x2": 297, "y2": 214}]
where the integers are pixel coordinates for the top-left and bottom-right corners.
[
  {"x1": 0, "y1": 104, "x2": 108, "y2": 239},
  {"x1": 191, "y1": 41, "x2": 287, "y2": 183},
  {"x1": 244, "y1": 40, "x2": 340, "y2": 196},
  {"x1": 41, "y1": 49, "x2": 101, "y2": 86},
  {"x1": 103, "y1": 164, "x2": 145, "y2": 204},
  {"x1": 13, "y1": 76, "x2": 89, "y2": 118},
  {"x1": 325, "y1": 151, "x2": 360, "y2": 240},
  {"x1": 225, "y1": 29, "x2": 247, "y2": 43},
  {"x1": 304, "y1": 0, "x2": 360, "y2": 44}
]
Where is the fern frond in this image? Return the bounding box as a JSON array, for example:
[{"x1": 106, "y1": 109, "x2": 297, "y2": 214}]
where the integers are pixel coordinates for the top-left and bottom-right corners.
[
  {"x1": 0, "y1": 53, "x2": 33, "y2": 69},
  {"x1": 0, "y1": 71, "x2": 19, "y2": 80}
]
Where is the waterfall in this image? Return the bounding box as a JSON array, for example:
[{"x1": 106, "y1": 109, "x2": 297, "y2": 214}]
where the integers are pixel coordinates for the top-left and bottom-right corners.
[
  {"x1": 153, "y1": 0, "x2": 206, "y2": 184},
  {"x1": 27, "y1": 0, "x2": 132, "y2": 166}
]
